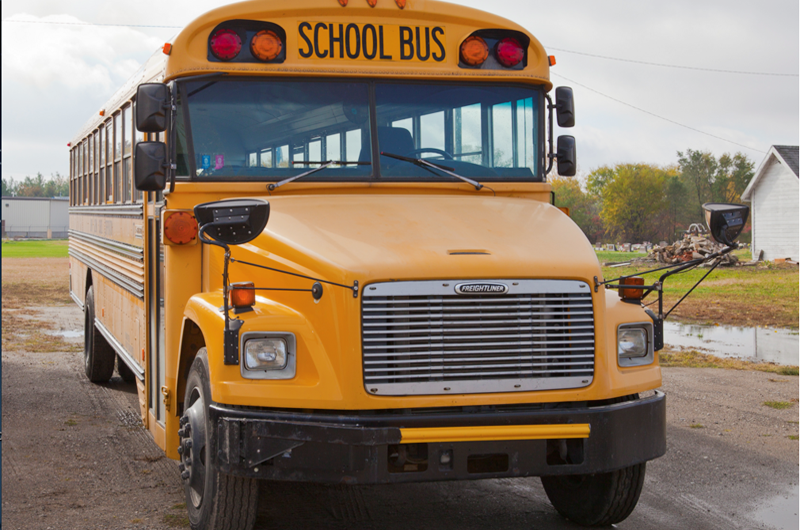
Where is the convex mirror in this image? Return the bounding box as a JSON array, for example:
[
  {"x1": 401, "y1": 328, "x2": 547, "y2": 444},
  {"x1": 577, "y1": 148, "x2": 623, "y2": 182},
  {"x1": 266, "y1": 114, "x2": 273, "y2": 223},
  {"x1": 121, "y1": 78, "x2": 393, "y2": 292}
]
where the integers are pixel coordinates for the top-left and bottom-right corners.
[
  {"x1": 136, "y1": 83, "x2": 169, "y2": 133},
  {"x1": 703, "y1": 203, "x2": 750, "y2": 246},
  {"x1": 555, "y1": 86, "x2": 575, "y2": 128},
  {"x1": 194, "y1": 199, "x2": 270, "y2": 245},
  {"x1": 556, "y1": 135, "x2": 576, "y2": 176},
  {"x1": 134, "y1": 142, "x2": 167, "y2": 191}
]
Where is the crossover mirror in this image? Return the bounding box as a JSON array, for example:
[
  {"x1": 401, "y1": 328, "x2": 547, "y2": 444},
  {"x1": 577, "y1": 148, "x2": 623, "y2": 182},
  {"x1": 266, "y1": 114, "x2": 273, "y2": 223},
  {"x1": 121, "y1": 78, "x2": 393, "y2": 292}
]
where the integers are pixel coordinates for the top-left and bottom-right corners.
[
  {"x1": 136, "y1": 83, "x2": 169, "y2": 133},
  {"x1": 555, "y1": 86, "x2": 575, "y2": 128},
  {"x1": 556, "y1": 135, "x2": 577, "y2": 176},
  {"x1": 194, "y1": 199, "x2": 270, "y2": 246},
  {"x1": 134, "y1": 142, "x2": 167, "y2": 191},
  {"x1": 703, "y1": 203, "x2": 750, "y2": 246}
]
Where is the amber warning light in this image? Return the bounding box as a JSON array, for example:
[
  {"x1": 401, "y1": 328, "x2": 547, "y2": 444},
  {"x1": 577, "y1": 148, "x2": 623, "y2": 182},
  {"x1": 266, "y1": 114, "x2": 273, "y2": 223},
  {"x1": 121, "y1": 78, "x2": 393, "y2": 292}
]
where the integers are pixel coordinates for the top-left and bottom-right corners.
[
  {"x1": 230, "y1": 282, "x2": 256, "y2": 308},
  {"x1": 620, "y1": 276, "x2": 645, "y2": 301},
  {"x1": 164, "y1": 212, "x2": 198, "y2": 245}
]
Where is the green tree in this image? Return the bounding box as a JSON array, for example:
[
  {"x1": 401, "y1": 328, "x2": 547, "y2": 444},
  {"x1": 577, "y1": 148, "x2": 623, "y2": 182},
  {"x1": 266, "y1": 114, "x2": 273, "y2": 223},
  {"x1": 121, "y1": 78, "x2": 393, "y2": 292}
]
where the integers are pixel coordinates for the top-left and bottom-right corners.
[
  {"x1": 2, "y1": 177, "x2": 17, "y2": 197},
  {"x1": 590, "y1": 163, "x2": 669, "y2": 243},
  {"x1": 550, "y1": 177, "x2": 604, "y2": 242}
]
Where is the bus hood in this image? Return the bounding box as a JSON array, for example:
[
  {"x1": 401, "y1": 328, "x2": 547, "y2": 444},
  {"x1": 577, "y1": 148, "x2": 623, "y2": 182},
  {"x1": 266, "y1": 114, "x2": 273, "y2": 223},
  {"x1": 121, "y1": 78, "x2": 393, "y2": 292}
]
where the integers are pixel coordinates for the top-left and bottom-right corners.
[{"x1": 242, "y1": 194, "x2": 600, "y2": 283}]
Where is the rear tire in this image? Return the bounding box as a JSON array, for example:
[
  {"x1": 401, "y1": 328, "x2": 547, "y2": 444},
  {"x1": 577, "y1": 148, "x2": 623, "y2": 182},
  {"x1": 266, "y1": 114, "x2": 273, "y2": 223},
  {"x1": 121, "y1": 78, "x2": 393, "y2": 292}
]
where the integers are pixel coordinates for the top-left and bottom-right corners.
[
  {"x1": 541, "y1": 462, "x2": 646, "y2": 526},
  {"x1": 117, "y1": 355, "x2": 136, "y2": 382},
  {"x1": 181, "y1": 349, "x2": 258, "y2": 530},
  {"x1": 83, "y1": 286, "x2": 115, "y2": 383}
]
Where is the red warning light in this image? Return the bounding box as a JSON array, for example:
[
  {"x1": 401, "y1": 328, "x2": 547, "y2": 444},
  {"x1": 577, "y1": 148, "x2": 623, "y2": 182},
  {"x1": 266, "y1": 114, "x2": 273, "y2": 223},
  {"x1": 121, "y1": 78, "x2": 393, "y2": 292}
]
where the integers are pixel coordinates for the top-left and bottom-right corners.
[
  {"x1": 210, "y1": 28, "x2": 242, "y2": 61},
  {"x1": 496, "y1": 38, "x2": 524, "y2": 67}
]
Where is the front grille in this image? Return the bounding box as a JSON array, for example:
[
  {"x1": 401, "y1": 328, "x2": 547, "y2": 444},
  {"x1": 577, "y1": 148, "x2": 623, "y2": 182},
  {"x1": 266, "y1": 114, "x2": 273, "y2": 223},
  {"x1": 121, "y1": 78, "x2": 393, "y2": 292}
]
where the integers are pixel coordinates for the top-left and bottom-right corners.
[{"x1": 362, "y1": 280, "x2": 595, "y2": 396}]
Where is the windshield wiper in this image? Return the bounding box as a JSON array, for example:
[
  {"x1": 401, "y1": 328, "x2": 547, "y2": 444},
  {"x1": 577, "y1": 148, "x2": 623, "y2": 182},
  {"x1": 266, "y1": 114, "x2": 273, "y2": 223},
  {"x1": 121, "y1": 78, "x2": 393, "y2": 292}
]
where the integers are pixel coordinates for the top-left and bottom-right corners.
[
  {"x1": 380, "y1": 152, "x2": 483, "y2": 190},
  {"x1": 267, "y1": 160, "x2": 369, "y2": 191}
]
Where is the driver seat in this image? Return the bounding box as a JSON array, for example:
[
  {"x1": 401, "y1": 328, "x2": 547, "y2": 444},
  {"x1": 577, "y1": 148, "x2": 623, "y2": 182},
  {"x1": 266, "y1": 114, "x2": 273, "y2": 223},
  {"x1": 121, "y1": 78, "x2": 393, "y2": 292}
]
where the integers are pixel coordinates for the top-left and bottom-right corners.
[{"x1": 358, "y1": 126, "x2": 415, "y2": 163}]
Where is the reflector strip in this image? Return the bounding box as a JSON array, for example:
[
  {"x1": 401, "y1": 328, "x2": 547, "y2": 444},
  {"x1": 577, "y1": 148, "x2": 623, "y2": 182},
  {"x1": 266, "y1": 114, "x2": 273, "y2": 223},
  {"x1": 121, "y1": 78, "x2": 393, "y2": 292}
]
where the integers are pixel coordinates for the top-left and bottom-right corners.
[{"x1": 400, "y1": 423, "x2": 590, "y2": 443}]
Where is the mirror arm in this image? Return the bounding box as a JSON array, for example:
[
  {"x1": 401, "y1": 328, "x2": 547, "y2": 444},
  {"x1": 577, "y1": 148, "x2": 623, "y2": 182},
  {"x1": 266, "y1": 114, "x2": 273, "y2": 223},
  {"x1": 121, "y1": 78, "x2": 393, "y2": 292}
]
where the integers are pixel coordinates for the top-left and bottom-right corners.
[
  {"x1": 166, "y1": 81, "x2": 178, "y2": 195},
  {"x1": 544, "y1": 94, "x2": 555, "y2": 176}
]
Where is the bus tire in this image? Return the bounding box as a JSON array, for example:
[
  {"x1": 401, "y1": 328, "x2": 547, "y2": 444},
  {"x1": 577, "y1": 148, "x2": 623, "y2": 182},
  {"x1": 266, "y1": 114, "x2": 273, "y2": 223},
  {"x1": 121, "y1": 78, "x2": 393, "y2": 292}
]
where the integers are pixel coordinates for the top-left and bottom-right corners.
[
  {"x1": 83, "y1": 286, "x2": 115, "y2": 383},
  {"x1": 181, "y1": 349, "x2": 258, "y2": 530},
  {"x1": 116, "y1": 355, "x2": 136, "y2": 383},
  {"x1": 541, "y1": 462, "x2": 646, "y2": 527}
]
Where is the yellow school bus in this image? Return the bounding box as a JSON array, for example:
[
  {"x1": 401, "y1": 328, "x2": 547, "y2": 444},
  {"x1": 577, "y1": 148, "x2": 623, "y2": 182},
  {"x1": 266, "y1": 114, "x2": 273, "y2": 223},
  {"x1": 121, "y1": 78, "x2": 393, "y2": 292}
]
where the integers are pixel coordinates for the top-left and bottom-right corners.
[{"x1": 69, "y1": 1, "x2": 667, "y2": 528}]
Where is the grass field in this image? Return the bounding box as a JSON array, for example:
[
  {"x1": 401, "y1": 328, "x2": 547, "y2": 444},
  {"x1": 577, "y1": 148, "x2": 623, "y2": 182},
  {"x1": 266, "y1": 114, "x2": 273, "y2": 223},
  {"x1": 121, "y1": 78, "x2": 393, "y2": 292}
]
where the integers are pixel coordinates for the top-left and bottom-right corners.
[
  {"x1": 597, "y1": 250, "x2": 798, "y2": 328},
  {"x1": 1, "y1": 240, "x2": 69, "y2": 258}
]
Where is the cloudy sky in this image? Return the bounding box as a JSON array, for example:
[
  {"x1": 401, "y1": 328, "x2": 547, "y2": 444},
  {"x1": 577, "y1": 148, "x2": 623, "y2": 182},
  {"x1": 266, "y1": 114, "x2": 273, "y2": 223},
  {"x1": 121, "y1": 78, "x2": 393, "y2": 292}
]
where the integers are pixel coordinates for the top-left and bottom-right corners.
[{"x1": 2, "y1": 0, "x2": 797, "y2": 182}]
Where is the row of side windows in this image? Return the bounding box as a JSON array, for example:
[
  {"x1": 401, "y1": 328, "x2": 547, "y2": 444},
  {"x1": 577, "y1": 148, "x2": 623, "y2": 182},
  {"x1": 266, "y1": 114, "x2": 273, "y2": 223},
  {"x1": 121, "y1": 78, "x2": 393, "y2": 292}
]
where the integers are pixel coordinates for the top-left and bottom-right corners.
[{"x1": 69, "y1": 101, "x2": 158, "y2": 207}]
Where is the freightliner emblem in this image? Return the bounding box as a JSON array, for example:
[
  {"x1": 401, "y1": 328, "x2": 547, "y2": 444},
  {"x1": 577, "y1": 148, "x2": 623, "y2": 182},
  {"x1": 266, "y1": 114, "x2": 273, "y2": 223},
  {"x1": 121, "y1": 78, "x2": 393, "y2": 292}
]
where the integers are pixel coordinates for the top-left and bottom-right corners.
[{"x1": 455, "y1": 282, "x2": 509, "y2": 295}]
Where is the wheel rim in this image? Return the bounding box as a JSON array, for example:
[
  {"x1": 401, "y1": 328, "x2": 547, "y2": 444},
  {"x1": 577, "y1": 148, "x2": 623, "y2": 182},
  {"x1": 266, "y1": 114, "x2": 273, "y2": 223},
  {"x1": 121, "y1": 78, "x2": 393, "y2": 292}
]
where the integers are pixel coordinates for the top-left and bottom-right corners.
[{"x1": 180, "y1": 387, "x2": 208, "y2": 509}]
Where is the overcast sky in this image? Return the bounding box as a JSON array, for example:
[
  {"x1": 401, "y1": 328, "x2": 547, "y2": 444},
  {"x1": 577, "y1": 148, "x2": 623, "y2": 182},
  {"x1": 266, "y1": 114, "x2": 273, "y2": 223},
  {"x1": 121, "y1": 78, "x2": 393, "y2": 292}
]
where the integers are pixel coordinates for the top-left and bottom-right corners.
[{"x1": 2, "y1": 0, "x2": 798, "y2": 182}]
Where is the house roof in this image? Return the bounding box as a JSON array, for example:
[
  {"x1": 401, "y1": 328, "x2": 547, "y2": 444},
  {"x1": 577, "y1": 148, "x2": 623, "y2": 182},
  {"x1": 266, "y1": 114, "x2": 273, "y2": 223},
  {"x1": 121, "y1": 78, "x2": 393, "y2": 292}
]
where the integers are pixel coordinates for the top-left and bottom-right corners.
[{"x1": 741, "y1": 145, "x2": 799, "y2": 201}]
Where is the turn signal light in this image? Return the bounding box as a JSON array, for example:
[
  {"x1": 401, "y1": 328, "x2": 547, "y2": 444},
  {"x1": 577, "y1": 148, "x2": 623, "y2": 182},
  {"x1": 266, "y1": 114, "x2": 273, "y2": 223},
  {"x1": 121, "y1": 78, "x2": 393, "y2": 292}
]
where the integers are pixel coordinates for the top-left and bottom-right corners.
[
  {"x1": 250, "y1": 30, "x2": 282, "y2": 61},
  {"x1": 496, "y1": 37, "x2": 524, "y2": 67},
  {"x1": 620, "y1": 276, "x2": 645, "y2": 301},
  {"x1": 210, "y1": 28, "x2": 242, "y2": 61},
  {"x1": 164, "y1": 212, "x2": 198, "y2": 245},
  {"x1": 460, "y1": 36, "x2": 489, "y2": 66},
  {"x1": 230, "y1": 282, "x2": 256, "y2": 308}
]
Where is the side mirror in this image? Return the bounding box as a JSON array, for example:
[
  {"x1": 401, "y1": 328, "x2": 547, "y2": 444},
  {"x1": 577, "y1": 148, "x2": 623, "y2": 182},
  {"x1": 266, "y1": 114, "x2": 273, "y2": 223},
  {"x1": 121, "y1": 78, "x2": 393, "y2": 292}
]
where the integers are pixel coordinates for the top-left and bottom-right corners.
[
  {"x1": 136, "y1": 83, "x2": 169, "y2": 133},
  {"x1": 703, "y1": 203, "x2": 750, "y2": 246},
  {"x1": 194, "y1": 199, "x2": 270, "y2": 246},
  {"x1": 556, "y1": 135, "x2": 577, "y2": 176},
  {"x1": 134, "y1": 142, "x2": 167, "y2": 191},
  {"x1": 555, "y1": 86, "x2": 575, "y2": 128}
]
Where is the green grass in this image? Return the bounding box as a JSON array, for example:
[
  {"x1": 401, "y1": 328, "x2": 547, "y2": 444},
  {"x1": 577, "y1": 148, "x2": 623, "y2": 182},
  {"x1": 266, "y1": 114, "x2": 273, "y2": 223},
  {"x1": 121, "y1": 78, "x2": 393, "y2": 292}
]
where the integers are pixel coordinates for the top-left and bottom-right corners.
[
  {"x1": 595, "y1": 250, "x2": 647, "y2": 264},
  {"x1": 1, "y1": 240, "x2": 69, "y2": 258},
  {"x1": 597, "y1": 249, "x2": 799, "y2": 328},
  {"x1": 690, "y1": 423, "x2": 704, "y2": 429},
  {"x1": 763, "y1": 401, "x2": 794, "y2": 410}
]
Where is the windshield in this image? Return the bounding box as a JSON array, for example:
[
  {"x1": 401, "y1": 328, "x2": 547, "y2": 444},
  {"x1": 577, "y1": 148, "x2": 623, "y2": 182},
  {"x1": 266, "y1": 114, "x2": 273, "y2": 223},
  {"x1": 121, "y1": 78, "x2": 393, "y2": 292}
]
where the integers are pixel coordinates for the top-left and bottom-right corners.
[{"x1": 176, "y1": 79, "x2": 542, "y2": 181}]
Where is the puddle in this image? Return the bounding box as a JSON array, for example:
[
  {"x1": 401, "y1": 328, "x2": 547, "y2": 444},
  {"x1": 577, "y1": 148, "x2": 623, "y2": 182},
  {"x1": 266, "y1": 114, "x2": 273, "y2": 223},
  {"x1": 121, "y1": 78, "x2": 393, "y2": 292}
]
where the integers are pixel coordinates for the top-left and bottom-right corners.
[
  {"x1": 751, "y1": 485, "x2": 799, "y2": 530},
  {"x1": 47, "y1": 330, "x2": 84, "y2": 339},
  {"x1": 664, "y1": 321, "x2": 799, "y2": 366}
]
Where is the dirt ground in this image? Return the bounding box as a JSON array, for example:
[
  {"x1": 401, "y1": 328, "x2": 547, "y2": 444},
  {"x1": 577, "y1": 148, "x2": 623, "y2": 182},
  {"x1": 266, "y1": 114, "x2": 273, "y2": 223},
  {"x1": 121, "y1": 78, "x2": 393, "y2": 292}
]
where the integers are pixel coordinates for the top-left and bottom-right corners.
[{"x1": 2, "y1": 258, "x2": 799, "y2": 529}]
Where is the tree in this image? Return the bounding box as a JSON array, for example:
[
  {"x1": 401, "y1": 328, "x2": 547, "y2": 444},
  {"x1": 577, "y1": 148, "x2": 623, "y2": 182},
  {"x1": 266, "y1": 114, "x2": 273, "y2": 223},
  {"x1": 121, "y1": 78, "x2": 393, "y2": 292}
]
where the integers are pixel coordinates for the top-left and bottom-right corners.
[
  {"x1": 3, "y1": 173, "x2": 68, "y2": 197},
  {"x1": 677, "y1": 149, "x2": 754, "y2": 218},
  {"x1": 2, "y1": 177, "x2": 17, "y2": 197},
  {"x1": 589, "y1": 163, "x2": 669, "y2": 243},
  {"x1": 550, "y1": 176, "x2": 604, "y2": 242}
]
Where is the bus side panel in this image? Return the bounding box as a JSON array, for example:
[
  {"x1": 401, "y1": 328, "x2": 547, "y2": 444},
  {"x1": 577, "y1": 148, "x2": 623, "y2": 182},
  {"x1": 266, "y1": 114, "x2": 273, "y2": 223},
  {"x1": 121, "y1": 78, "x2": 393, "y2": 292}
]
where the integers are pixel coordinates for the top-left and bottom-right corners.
[
  {"x1": 69, "y1": 256, "x2": 88, "y2": 307},
  {"x1": 94, "y1": 278, "x2": 146, "y2": 371}
]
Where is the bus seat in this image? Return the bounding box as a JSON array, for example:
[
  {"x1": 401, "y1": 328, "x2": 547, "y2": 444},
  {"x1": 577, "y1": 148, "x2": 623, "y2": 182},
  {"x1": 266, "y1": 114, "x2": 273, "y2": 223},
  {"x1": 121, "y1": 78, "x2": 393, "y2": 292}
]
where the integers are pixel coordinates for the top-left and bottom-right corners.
[{"x1": 359, "y1": 126, "x2": 415, "y2": 162}]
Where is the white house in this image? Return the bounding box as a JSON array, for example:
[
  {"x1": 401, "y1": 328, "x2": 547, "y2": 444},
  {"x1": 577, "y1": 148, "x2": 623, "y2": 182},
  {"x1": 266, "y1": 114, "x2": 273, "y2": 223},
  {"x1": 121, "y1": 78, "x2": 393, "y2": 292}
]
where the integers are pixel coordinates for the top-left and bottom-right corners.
[{"x1": 741, "y1": 145, "x2": 799, "y2": 261}]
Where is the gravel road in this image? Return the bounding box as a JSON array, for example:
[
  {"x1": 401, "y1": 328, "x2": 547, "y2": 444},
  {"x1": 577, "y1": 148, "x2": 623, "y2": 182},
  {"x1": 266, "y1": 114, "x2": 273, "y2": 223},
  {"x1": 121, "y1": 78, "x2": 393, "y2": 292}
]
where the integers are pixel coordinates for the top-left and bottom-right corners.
[{"x1": 2, "y1": 304, "x2": 798, "y2": 530}]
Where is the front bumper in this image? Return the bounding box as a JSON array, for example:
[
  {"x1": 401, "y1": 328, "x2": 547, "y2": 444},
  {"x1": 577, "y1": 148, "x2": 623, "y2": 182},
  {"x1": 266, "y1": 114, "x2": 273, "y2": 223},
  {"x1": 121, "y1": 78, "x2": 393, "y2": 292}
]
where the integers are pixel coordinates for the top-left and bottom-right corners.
[{"x1": 211, "y1": 391, "x2": 666, "y2": 484}]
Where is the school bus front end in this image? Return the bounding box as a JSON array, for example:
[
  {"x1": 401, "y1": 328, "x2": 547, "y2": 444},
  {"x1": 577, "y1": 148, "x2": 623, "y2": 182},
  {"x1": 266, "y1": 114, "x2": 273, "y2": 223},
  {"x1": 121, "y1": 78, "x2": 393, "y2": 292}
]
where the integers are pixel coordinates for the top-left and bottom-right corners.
[{"x1": 181, "y1": 191, "x2": 665, "y2": 489}]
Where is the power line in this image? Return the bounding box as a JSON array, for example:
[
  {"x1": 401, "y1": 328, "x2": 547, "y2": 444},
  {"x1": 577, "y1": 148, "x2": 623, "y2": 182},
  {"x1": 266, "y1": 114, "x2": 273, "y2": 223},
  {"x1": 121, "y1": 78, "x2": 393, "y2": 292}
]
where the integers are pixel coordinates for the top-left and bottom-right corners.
[
  {"x1": 551, "y1": 71, "x2": 768, "y2": 155},
  {"x1": 547, "y1": 46, "x2": 799, "y2": 77},
  {"x1": 1, "y1": 19, "x2": 182, "y2": 29}
]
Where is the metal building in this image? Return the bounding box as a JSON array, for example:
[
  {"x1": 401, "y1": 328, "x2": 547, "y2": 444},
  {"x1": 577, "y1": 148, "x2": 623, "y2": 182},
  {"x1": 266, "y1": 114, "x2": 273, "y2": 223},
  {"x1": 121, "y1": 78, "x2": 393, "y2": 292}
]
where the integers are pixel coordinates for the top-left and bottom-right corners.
[{"x1": 1, "y1": 197, "x2": 69, "y2": 239}]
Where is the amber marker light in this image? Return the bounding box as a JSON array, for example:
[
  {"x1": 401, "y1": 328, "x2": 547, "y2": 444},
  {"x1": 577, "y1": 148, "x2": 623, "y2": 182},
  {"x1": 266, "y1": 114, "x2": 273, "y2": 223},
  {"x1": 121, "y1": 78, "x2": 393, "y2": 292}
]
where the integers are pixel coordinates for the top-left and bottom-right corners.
[
  {"x1": 162, "y1": 43, "x2": 172, "y2": 55},
  {"x1": 210, "y1": 28, "x2": 242, "y2": 61},
  {"x1": 460, "y1": 36, "x2": 489, "y2": 66},
  {"x1": 230, "y1": 282, "x2": 256, "y2": 308},
  {"x1": 496, "y1": 37, "x2": 524, "y2": 67},
  {"x1": 164, "y1": 212, "x2": 198, "y2": 245},
  {"x1": 251, "y1": 30, "x2": 282, "y2": 62},
  {"x1": 620, "y1": 276, "x2": 645, "y2": 301},
  {"x1": 548, "y1": 55, "x2": 556, "y2": 66}
]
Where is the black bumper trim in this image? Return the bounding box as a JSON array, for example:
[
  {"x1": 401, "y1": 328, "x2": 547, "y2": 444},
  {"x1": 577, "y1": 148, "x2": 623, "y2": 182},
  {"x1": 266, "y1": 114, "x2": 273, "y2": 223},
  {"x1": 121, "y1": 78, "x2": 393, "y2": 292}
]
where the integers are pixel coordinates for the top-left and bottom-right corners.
[{"x1": 210, "y1": 391, "x2": 666, "y2": 484}]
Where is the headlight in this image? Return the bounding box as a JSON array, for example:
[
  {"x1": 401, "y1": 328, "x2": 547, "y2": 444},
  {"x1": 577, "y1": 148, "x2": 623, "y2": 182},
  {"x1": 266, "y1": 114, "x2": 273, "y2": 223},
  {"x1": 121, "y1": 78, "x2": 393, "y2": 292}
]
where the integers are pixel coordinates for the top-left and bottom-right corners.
[
  {"x1": 618, "y1": 323, "x2": 653, "y2": 367},
  {"x1": 245, "y1": 338, "x2": 287, "y2": 370},
  {"x1": 240, "y1": 332, "x2": 296, "y2": 379}
]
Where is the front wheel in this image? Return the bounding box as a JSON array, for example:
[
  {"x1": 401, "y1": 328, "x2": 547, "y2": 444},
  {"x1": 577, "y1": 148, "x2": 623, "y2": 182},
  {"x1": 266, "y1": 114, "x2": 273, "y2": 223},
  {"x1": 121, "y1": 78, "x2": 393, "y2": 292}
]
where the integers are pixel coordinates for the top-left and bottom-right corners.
[
  {"x1": 541, "y1": 462, "x2": 646, "y2": 526},
  {"x1": 180, "y1": 349, "x2": 258, "y2": 530}
]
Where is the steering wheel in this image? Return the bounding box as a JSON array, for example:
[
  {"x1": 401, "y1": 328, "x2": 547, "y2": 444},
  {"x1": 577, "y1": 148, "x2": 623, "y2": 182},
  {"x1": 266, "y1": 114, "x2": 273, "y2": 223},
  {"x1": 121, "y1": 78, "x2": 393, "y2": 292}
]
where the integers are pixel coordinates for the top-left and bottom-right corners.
[{"x1": 406, "y1": 148, "x2": 454, "y2": 160}]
